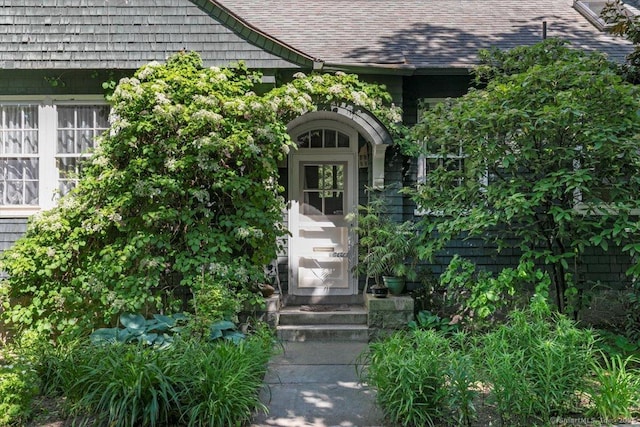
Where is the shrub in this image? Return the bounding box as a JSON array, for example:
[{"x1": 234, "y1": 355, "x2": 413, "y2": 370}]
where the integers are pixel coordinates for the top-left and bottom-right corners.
[
  {"x1": 0, "y1": 52, "x2": 403, "y2": 338},
  {"x1": 0, "y1": 330, "x2": 54, "y2": 425},
  {"x1": 0, "y1": 353, "x2": 39, "y2": 426}
]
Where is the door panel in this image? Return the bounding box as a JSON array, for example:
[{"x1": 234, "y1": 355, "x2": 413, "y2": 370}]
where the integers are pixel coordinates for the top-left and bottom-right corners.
[{"x1": 289, "y1": 155, "x2": 356, "y2": 296}]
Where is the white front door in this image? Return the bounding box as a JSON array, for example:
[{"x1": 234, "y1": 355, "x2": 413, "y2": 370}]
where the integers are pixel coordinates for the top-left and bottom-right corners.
[{"x1": 288, "y1": 141, "x2": 357, "y2": 296}]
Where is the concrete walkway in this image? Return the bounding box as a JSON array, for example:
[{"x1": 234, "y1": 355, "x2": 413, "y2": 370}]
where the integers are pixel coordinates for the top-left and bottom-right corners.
[{"x1": 250, "y1": 341, "x2": 385, "y2": 427}]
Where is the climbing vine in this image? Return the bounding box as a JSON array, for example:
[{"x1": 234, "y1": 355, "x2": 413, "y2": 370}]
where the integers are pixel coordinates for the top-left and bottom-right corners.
[{"x1": 0, "y1": 51, "x2": 402, "y2": 335}]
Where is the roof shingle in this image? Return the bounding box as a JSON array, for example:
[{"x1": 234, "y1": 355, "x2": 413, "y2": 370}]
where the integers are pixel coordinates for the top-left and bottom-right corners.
[{"x1": 214, "y1": 0, "x2": 634, "y2": 71}]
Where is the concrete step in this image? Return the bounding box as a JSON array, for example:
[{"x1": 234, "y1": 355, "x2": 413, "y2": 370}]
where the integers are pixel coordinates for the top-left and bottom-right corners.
[
  {"x1": 278, "y1": 306, "x2": 368, "y2": 325},
  {"x1": 283, "y1": 295, "x2": 364, "y2": 306},
  {"x1": 276, "y1": 304, "x2": 369, "y2": 342},
  {"x1": 277, "y1": 324, "x2": 369, "y2": 342}
]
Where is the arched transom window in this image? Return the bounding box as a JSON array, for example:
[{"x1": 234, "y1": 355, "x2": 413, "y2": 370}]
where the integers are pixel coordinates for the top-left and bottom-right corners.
[{"x1": 296, "y1": 128, "x2": 350, "y2": 149}]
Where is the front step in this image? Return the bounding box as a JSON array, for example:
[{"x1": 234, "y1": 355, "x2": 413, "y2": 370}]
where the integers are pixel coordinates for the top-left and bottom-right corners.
[{"x1": 277, "y1": 305, "x2": 369, "y2": 342}]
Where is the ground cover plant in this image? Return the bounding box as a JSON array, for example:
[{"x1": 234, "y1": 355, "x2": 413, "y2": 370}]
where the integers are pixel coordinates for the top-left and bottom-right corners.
[
  {"x1": 0, "y1": 317, "x2": 274, "y2": 427},
  {"x1": 364, "y1": 292, "x2": 640, "y2": 427}
]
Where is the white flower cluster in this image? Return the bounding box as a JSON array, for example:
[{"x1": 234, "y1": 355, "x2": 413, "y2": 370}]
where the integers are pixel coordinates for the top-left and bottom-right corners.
[
  {"x1": 112, "y1": 78, "x2": 143, "y2": 104},
  {"x1": 155, "y1": 92, "x2": 171, "y2": 105},
  {"x1": 350, "y1": 90, "x2": 368, "y2": 106},
  {"x1": 136, "y1": 61, "x2": 161, "y2": 80},
  {"x1": 255, "y1": 125, "x2": 276, "y2": 142},
  {"x1": 192, "y1": 94, "x2": 220, "y2": 108},
  {"x1": 165, "y1": 157, "x2": 178, "y2": 172},
  {"x1": 328, "y1": 84, "x2": 344, "y2": 95},
  {"x1": 109, "y1": 114, "x2": 131, "y2": 137},
  {"x1": 192, "y1": 109, "x2": 223, "y2": 124},
  {"x1": 209, "y1": 70, "x2": 228, "y2": 84}
]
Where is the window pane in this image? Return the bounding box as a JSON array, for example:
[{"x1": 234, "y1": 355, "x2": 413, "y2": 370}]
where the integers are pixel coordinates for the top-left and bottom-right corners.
[
  {"x1": 5, "y1": 130, "x2": 23, "y2": 154},
  {"x1": 310, "y1": 130, "x2": 322, "y2": 148},
  {"x1": 58, "y1": 129, "x2": 75, "y2": 154},
  {"x1": 0, "y1": 105, "x2": 39, "y2": 206},
  {"x1": 303, "y1": 191, "x2": 323, "y2": 215},
  {"x1": 57, "y1": 157, "x2": 80, "y2": 196},
  {"x1": 78, "y1": 130, "x2": 95, "y2": 152},
  {"x1": 297, "y1": 132, "x2": 310, "y2": 148},
  {"x1": 324, "y1": 129, "x2": 337, "y2": 148},
  {"x1": 24, "y1": 131, "x2": 38, "y2": 154},
  {"x1": 6, "y1": 180, "x2": 24, "y2": 205},
  {"x1": 24, "y1": 181, "x2": 38, "y2": 205},
  {"x1": 1, "y1": 106, "x2": 39, "y2": 155},
  {"x1": 337, "y1": 131, "x2": 350, "y2": 148},
  {"x1": 57, "y1": 107, "x2": 76, "y2": 129},
  {"x1": 76, "y1": 107, "x2": 94, "y2": 129},
  {"x1": 1, "y1": 157, "x2": 38, "y2": 206},
  {"x1": 4, "y1": 106, "x2": 22, "y2": 129},
  {"x1": 23, "y1": 158, "x2": 38, "y2": 180}
]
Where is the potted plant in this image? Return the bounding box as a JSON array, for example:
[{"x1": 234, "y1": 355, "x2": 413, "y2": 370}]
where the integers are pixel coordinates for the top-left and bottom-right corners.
[{"x1": 354, "y1": 200, "x2": 418, "y2": 296}]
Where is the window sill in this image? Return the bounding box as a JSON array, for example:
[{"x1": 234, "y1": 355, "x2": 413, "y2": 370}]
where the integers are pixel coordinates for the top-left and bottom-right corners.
[{"x1": 0, "y1": 206, "x2": 41, "y2": 218}]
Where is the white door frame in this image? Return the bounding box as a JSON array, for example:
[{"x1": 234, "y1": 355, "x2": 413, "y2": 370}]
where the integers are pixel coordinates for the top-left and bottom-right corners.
[{"x1": 288, "y1": 121, "x2": 358, "y2": 296}]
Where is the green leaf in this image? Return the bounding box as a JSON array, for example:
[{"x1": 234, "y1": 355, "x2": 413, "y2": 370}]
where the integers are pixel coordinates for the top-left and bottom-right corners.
[
  {"x1": 90, "y1": 328, "x2": 119, "y2": 344},
  {"x1": 120, "y1": 313, "x2": 146, "y2": 331},
  {"x1": 224, "y1": 331, "x2": 246, "y2": 344}
]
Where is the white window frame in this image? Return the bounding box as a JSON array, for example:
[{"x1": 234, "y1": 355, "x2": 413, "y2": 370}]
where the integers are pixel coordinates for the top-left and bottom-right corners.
[
  {"x1": 573, "y1": 0, "x2": 639, "y2": 31},
  {"x1": 0, "y1": 96, "x2": 108, "y2": 217}
]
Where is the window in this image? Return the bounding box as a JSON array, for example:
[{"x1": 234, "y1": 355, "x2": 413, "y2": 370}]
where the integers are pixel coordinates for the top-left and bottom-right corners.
[
  {"x1": 416, "y1": 99, "x2": 467, "y2": 187},
  {"x1": 574, "y1": 0, "x2": 639, "y2": 31},
  {"x1": 419, "y1": 144, "x2": 466, "y2": 187},
  {"x1": 0, "y1": 105, "x2": 39, "y2": 206},
  {"x1": 302, "y1": 163, "x2": 345, "y2": 216},
  {"x1": 572, "y1": 153, "x2": 640, "y2": 215},
  {"x1": 415, "y1": 98, "x2": 486, "y2": 215},
  {"x1": 296, "y1": 128, "x2": 350, "y2": 149},
  {"x1": 57, "y1": 105, "x2": 109, "y2": 196},
  {"x1": 0, "y1": 100, "x2": 109, "y2": 216}
]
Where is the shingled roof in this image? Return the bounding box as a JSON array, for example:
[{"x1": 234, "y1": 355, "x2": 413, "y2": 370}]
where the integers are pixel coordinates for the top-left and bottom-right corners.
[
  {"x1": 213, "y1": 0, "x2": 634, "y2": 73},
  {"x1": 0, "y1": 0, "x2": 634, "y2": 73},
  {"x1": 0, "y1": 0, "x2": 304, "y2": 70}
]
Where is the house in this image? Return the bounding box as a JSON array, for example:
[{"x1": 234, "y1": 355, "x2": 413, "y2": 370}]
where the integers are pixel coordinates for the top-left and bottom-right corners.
[{"x1": 0, "y1": 0, "x2": 634, "y2": 304}]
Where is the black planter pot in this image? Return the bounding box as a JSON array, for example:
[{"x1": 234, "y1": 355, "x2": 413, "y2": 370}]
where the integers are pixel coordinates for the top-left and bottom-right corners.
[{"x1": 371, "y1": 285, "x2": 388, "y2": 298}]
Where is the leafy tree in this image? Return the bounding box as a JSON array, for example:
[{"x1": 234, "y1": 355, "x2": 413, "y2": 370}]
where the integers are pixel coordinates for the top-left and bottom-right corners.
[
  {"x1": 0, "y1": 51, "x2": 402, "y2": 335},
  {"x1": 404, "y1": 40, "x2": 640, "y2": 314},
  {"x1": 601, "y1": 0, "x2": 640, "y2": 83}
]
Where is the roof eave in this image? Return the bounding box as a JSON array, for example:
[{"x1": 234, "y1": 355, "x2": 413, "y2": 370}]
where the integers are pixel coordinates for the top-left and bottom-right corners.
[
  {"x1": 320, "y1": 62, "x2": 472, "y2": 76},
  {"x1": 191, "y1": 0, "x2": 317, "y2": 69}
]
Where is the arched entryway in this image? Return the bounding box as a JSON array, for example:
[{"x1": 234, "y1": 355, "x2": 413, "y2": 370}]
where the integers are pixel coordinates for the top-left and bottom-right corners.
[{"x1": 285, "y1": 106, "x2": 392, "y2": 297}]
